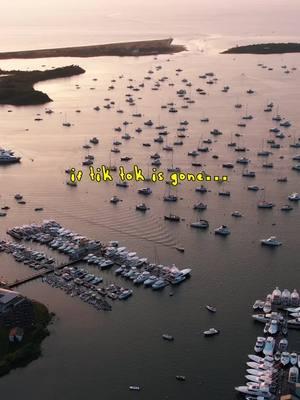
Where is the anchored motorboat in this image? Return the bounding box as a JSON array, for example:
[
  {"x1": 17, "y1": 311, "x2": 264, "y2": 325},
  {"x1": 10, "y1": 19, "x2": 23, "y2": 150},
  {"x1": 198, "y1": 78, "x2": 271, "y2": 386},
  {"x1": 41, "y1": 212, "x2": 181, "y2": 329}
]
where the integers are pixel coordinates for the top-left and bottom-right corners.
[
  {"x1": 190, "y1": 219, "x2": 209, "y2": 229},
  {"x1": 261, "y1": 237, "x2": 282, "y2": 247},
  {"x1": 203, "y1": 328, "x2": 220, "y2": 336},
  {"x1": 162, "y1": 334, "x2": 174, "y2": 341},
  {"x1": 206, "y1": 305, "x2": 216, "y2": 313},
  {"x1": 214, "y1": 225, "x2": 230, "y2": 236}
]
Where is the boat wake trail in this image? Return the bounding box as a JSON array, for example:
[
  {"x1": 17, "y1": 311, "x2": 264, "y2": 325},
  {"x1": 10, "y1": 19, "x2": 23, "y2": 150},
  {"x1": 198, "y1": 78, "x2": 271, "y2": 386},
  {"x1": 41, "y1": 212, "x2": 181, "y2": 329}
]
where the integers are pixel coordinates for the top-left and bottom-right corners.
[{"x1": 44, "y1": 201, "x2": 182, "y2": 249}]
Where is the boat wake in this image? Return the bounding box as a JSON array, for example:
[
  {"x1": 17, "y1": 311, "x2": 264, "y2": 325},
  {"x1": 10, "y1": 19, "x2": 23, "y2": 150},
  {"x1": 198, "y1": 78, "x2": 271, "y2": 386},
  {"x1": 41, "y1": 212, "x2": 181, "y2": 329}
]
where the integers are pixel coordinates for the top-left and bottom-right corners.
[{"x1": 44, "y1": 201, "x2": 182, "y2": 249}]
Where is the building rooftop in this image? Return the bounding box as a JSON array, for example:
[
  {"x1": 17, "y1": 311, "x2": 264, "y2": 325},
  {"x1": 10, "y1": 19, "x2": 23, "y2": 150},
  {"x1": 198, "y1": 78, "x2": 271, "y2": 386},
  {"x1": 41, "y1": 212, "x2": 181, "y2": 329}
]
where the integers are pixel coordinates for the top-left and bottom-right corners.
[{"x1": 0, "y1": 288, "x2": 20, "y2": 305}]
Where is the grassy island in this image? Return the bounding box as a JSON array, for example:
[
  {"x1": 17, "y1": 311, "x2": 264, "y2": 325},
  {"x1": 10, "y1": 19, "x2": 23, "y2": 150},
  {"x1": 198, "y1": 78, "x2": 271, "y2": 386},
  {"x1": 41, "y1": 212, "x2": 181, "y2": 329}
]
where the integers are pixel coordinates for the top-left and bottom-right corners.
[
  {"x1": 0, "y1": 65, "x2": 85, "y2": 105},
  {"x1": 222, "y1": 42, "x2": 300, "y2": 54},
  {"x1": 0, "y1": 301, "x2": 53, "y2": 377},
  {"x1": 0, "y1": 38, "x2": 185, "y2": 60}
]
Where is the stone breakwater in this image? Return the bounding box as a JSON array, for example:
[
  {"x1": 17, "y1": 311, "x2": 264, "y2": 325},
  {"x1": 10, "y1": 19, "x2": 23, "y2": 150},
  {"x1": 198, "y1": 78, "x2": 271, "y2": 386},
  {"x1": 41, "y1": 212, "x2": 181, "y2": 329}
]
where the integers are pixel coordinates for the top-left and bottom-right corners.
[{"x1": 0, "y1": 38, "x2": 185, "y2": 59}]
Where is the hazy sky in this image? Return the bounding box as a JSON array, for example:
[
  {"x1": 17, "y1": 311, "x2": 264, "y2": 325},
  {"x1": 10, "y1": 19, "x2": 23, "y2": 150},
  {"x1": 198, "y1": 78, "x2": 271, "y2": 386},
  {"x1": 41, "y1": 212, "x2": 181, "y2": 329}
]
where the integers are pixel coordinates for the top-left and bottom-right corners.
[
  {"x1": 2, "y1": 0, "x2": 300, "y2": 28},
  {"x1": 1, "y1": 0, "x2": 300, "y2": 49}
]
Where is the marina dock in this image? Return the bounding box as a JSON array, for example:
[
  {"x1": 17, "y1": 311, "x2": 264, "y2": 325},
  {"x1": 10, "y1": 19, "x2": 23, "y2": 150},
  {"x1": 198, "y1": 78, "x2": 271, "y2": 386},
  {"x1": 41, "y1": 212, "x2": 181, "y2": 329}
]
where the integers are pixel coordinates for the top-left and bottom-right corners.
[
  {"x1": 235, "y1": 288, "x2": 300, "y2": 399},
  {"x1": 1, "y1": 220, "x2": 191, "y2": 311},
  {"x1": 6, "y1": 258, "x2": 83, "y2": 289}
]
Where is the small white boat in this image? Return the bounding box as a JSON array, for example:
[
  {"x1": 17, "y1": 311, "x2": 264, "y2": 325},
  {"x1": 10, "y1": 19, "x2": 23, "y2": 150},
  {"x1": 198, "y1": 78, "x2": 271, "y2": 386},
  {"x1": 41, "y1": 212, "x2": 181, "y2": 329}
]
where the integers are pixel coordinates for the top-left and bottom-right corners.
[
  {"x1": 206, "y1": 305, "x2": 216, "y2": 313},
  {"x1": 286, "y1": 307, "x2": 300, "y2": 314},
  {"x1": 245, "y1": 375, "x2": 272, "y2": 384},
  {"x1": 235, "y1": 386, "x2": 271, "y2": 398},
  {"x1": 288, "y1": 366, "x2": 299, "y2": 383},
  {"x1": 247, "y1": 361, "x2": 273, "y2": 370},
  {"x1": 138, "y1": 187, "x2": 152, "y2": 195},
  {"x1": 263, "y1": 301, "x2": 272, "y2": 313},
  {"x1": 136, "y1": 203, "x2": 148, "y2": 211},
  {"x1": 116, "y1": 181, "x2": 128, "y2": 188},
  {"x1": 162, "y1": 334, "x2": 174, "y2": 341},
  {"x1": 254, "y1": 337, "x2": 266, "y2": 353},
  {"x1": 193, "y1": 202, "x2": 207, "y2": 210},
  {"x1": 281, "y1": 204, "x2": 293, "y2": 211},
  {"x1": 129, "y1": 386, "x2": 141, "y2": 391},
  {"x1": 248, "y1": 185, "x2": 260, "y2": 191},
  {"x1": 278, "y1": 338, "x2": 288, "y2": 352},
  {"x1": 261, "y1": 237, "x2": 282, "y2": 247},
  {"x1": 263, "y1": 337, "x2": 275, "y2": 356},
  {"x1": 281, "y1": 352, "x2": 290, "y2": 366},
  {"x1": 66, "y1": 181, "x2": 77, "y2": 187},
  {"x1": 248, "y1": 354, "x2": 264, "y2": 363},
  {"x1": 288, "y1": 192, "x2": 300, "y2": 201},
  {"x1": 232, "y1": 211, "x2": 242, "y2": 217},
  {"x1": 110, "y1": 195, "x2": 121, "y2": 204},
  {"x1": 190, "y1": 220, "x2": 209, "y2": 229},
  {"x1": 152, "y1": 279, "x2": 168, "y2": 290},
  {"x1": 203, "y1": 328, "x2": 220, "y2": 336},
  {"x1": 252, "y1": 300, "x2": 262, "y2": 310},
  {"x1": 247, "y1": 369, "x2": 266, "y2": 377},
  {"x1": 180, "y1": 268, "x2": 192, "y2": 277},
  {"x1": 257, "y1": 201, "x2": 274, "y2": 209},
  {"x1": 290, "y1": 352, "x2": 298, "y2": 365},
  {"x1": 268, "y1": 320, "x2": 278, "y2": 335},
  {"x1": 214, "y1": 225, "x2": 230, "y2": 236}
]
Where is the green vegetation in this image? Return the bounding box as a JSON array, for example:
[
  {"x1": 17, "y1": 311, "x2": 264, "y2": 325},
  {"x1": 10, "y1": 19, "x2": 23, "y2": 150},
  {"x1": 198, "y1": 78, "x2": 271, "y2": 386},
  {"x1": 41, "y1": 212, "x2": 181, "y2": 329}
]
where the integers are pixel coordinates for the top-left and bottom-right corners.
[
  {"x1": 0, "y1": 65, "x2": 85, "y2": 105},
  {"x1": 0, "y1": 301, "x2": 53, "y2": 377},
  {"x1": 222, "y1": 42, "x2": 300, "y2": 54}
]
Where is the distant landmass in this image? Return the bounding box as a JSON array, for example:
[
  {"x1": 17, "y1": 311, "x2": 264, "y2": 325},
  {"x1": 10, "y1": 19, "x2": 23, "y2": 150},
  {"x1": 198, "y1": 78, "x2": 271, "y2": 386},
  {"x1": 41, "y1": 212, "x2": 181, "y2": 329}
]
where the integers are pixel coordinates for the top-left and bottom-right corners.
[
  {"x1": 0, "y1": 38, "x2": 185, "y2": 60},
  {"x1": 222, "y1": 42, "x2": 300, "y2": 54},
  {"x1": 0, "y1": 65, "x2": 85, "y2": 106}
]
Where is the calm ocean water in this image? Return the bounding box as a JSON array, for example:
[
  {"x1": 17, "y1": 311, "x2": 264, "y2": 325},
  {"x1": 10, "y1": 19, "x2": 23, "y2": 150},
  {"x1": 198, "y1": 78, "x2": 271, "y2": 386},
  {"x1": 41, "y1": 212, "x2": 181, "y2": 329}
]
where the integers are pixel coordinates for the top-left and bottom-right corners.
[{"x1": 1, "y1": 1, "x2": 300, "y2": 399}]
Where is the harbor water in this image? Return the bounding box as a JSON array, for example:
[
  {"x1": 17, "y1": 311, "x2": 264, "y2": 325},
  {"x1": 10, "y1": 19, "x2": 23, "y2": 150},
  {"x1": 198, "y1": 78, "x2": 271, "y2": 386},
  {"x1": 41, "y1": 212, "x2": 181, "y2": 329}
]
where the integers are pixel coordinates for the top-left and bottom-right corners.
[{"x1": 1, "y1": 1, "x2": 300, "y2": 398}]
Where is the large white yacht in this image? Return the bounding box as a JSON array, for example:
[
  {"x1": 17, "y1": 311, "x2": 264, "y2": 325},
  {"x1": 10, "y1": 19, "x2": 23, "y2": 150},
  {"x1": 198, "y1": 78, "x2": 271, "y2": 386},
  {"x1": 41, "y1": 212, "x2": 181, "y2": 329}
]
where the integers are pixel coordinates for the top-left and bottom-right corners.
[
  {"x1": 268, "y1": 319, "x2": 278, "y2": 335},
  {"x1": 290, "y1": 353, "x2": 298, "y2": 366},
  {"x1": 248, "y1": 354, "x2": 264, "y2": 363},
  {"x1": 263, "y1": 336, "x2": 275, "y2": 356},
  {"x1": 235, "y1": 385, "x2": 271, "y2": 398}
]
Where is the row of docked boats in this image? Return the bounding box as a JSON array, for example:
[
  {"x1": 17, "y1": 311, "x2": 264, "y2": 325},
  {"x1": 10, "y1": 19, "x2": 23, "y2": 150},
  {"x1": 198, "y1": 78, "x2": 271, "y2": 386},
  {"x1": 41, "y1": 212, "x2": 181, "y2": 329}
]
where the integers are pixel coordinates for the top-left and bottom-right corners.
[
  {"x1": 236, "y1": 288, "x2": 300, "y2": 398},
  {"x1": 105, "y1": 243, "x2": 191, "y2": 289},
  {"x1": 252, "y1": 287, "x2": 300, "y2": 329},
  {"x1": 4, "y1": 222, "x2": 192, "y2": 304},
  {"x1": 44, "y1": 264, "x2": 135, "y2": 310},
  {"x1": 236, "y1": 337, "x2": 300, "y2": 397},
  {"x1": 254, "y1": 287, "x2": 300, "y2": 308},
  {"x1": 253, "y1": 311, "x2": 300, "y2": 330},
  {"x1": 7, "y1": 220, "x2": 102, "y2": 260},
  {"x1": 0, "y1": 240, "x2": 54, "y2": 270}
]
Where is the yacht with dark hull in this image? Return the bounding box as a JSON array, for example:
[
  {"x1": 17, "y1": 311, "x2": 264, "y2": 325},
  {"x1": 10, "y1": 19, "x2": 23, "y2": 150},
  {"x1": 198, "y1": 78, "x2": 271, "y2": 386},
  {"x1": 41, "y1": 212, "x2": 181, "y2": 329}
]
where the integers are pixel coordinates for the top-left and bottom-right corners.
[{"x1": 0, "y1": 149, "x2": 21, "y2": 164}]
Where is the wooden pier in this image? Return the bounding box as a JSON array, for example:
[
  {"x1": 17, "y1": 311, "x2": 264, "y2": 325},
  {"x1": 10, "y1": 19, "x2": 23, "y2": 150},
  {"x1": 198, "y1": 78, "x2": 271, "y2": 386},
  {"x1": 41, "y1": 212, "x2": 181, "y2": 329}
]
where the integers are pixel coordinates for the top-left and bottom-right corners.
[{"x1": 7, "y1": 258, "x2": 83, "y2": 289}]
